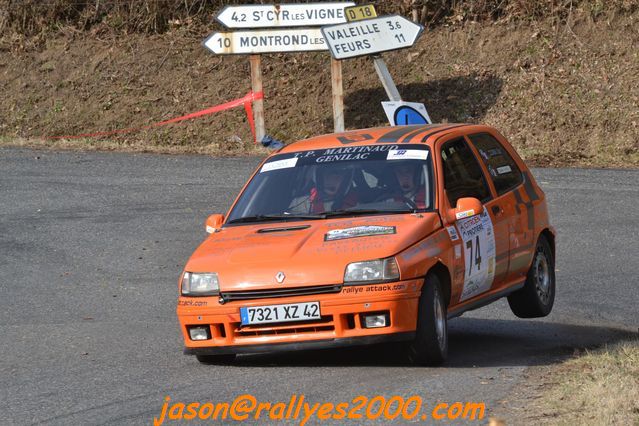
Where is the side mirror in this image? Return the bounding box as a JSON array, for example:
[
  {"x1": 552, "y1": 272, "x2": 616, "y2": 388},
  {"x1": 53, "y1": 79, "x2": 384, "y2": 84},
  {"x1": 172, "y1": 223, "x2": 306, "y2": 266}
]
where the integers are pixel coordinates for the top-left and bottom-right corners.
[
  {"x1": 451, "y1": 197, "x2": 482, "y2": 221},
  {"x1": 205, "y1": 214, "x2": 225, "y2": 233}
]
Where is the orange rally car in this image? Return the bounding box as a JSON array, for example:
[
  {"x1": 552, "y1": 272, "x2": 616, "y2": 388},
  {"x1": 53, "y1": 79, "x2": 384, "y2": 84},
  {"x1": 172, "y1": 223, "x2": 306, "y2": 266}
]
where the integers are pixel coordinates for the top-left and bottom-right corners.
[{"x1": 177, "y1": 124, "x2": 556, "y2": 366}]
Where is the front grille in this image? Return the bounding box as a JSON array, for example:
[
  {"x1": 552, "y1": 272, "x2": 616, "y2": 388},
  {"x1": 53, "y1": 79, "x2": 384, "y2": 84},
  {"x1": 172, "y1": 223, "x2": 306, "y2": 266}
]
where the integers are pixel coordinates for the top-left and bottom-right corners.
[{"x1": 220, "y1": 284, "x2": 342, "y2": 302}]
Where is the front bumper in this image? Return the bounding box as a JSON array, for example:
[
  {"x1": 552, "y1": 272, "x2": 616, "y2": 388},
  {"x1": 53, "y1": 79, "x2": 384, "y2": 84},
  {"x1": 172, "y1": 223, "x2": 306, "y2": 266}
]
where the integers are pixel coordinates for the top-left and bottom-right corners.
[
  {"x1": 178, "y1": 279, "x2": 422, "y2": 355},
  {"x1": 184, "y1": 332, "x2": 415, "y2": 355}
]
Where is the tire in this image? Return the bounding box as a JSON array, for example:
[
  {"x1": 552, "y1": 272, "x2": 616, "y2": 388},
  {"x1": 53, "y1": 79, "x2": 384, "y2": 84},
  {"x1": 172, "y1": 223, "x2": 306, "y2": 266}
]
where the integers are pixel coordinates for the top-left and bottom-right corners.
[
  {"x1": 195, "y1": 354, "x2": 236, "y2": 365},
  {"x1": 407, "y1": 274, "x2": 448, "y2": 366},
  {"x1": 507, "y1": 235, "x2": 555, "y2": 318}
]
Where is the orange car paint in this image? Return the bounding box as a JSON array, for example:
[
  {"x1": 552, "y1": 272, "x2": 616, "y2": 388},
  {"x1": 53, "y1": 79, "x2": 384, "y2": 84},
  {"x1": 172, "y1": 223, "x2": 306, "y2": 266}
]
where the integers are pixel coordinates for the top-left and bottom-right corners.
[{"x1": 177, "y1": 124, "x2": 555, "y2": 353}]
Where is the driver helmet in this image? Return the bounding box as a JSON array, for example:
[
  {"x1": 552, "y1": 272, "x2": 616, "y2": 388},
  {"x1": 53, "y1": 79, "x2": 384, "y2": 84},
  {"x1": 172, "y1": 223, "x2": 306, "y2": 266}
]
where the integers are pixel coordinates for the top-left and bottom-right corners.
[
  {"x1": 317, "y1": 162, "x2": 355, "y2": 200},
  {"x1": 392, "y1": 160, "x2": 421, "y2": 194}
]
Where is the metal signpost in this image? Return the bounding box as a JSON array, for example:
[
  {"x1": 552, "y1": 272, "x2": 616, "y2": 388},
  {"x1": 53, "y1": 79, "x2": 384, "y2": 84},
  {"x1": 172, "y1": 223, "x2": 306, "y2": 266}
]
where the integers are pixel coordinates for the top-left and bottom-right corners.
[{"x1": 205, "y1": 2, "x2": 355, "y2": 140}]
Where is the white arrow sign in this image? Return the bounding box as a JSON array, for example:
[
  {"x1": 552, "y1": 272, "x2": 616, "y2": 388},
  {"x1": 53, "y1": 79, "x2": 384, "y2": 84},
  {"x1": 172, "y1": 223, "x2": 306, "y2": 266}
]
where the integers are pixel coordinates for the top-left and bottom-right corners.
[
  {"x1": 203, "y1": 28, "x2": 327, "y2": 55},
  {"x1": 321, "y1": 15, "x2": 424, "y2": 60},
  {"x1": 216, "y1": 2, "x2": 355, "y2": 29}
]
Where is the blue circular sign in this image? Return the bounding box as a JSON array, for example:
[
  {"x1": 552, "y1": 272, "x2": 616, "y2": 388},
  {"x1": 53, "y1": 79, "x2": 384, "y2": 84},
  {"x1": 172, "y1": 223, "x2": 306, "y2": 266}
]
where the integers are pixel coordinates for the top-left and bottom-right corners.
[{"x1": 394, "y1": 106, "x2": 429, "y2": 126}]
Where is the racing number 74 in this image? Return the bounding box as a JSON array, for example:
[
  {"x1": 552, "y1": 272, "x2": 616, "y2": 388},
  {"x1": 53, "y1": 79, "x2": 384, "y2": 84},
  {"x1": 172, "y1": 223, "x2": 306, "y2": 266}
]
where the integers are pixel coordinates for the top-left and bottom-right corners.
[{"x1": 466, "y1": 236, "x2": 482, "y2": 276}]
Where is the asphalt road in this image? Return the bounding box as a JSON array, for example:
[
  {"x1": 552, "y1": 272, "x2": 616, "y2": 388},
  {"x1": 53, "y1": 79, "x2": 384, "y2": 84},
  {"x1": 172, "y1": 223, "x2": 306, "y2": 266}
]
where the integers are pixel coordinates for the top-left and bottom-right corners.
[{"x1": 1, "y1": 147, "x2": 637, "y2": 425}]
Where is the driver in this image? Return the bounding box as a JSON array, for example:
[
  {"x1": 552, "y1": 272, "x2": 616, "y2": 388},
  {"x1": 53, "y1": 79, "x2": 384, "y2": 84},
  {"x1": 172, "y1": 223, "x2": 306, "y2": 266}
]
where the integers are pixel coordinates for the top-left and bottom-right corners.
[
  {"x1": 288, "y1": 162, "x2": 358, "y2": 214},
  {"x1": 391, "y1": 161, "x2": 427, "y2": 209}
]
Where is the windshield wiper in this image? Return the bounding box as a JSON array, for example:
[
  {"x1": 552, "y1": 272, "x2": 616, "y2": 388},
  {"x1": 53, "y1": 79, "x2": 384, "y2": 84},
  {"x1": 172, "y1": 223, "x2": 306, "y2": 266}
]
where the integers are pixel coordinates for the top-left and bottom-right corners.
[
  {"x1": 228, "y1": 209, "x2": 417, "y2": 224},
  {"x1": 227, "y1": 214, "x2": 326, "y2": 224},
  {"x1": 322, "y1": 209, "x2": 413, "y2": 218}
]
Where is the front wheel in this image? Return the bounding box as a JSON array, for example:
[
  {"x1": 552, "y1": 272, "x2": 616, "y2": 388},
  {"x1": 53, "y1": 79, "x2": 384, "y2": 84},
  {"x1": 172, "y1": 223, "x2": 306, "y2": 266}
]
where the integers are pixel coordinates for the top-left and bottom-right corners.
[
  {"x1": 407, "y1": 274, "x2": 448, "y2": 366},
  {"x1": 507, "y1": 235, "x2": 555, "y2": 318}
]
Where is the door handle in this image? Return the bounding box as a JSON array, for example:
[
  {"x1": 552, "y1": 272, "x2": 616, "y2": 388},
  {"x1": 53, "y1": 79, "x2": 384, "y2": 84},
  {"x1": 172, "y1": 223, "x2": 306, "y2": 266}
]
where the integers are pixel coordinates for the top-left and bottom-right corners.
[{"x1": 492, "y1": 205, "x2": 503, "y2": 216}]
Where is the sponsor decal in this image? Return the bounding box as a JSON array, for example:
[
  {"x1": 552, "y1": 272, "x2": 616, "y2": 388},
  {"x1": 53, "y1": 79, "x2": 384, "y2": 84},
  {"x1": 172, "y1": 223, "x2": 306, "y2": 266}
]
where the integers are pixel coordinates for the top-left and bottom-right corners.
[
  {"x1": 273, "y1": 144, "x2": 429, "y2": 166},
  {"x1": 455, "y1": 209, "x2": 475, "y2": 220},
  {"x1": 457, "y1": 208, "x2": 496, "y2": 301},
  {"x1": 496, "y1": 165, "x2": 512, "y2": 175},
  {"x1": 325, "y1": 225, "x2": 396, "y2": 241},
  {"x1": 480, "y1": 147, "x2": 503, "y2": 158},
  {"x1": 315, "y1": 239, "x2": 386, "y2": 255},
  {"x1": 260, "y1": 157, "x2": 298, "y2": 173},
  {"x1": 446, "y1": 226, "x2": 460, "y2": 241},
  {"x1": 178, "y1": 300, "x2": 208, "y2": 307},
  {"x1": 342, "y1": 283, "x2": 407, "y2": 294},
  {"x1": 387, "y1": 149, "x2": 429, "y2": 161},
  {"x1": 313, "y1": 145, "x2": 398, "y2": 163}
]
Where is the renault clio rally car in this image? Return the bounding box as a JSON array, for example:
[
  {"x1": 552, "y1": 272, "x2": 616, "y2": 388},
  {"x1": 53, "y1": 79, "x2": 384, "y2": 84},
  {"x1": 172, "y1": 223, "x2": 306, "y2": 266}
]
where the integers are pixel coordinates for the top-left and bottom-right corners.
[{"x1": 177, "y1": 124, "x2": 556, "y2": 366}]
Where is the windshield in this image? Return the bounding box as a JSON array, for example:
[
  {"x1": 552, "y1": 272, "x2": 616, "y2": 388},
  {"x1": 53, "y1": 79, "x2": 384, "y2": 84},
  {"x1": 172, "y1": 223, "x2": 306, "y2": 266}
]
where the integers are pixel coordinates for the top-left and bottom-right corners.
[{"x1": 226, "y1": 144, "x2": 434, "y2": 224}]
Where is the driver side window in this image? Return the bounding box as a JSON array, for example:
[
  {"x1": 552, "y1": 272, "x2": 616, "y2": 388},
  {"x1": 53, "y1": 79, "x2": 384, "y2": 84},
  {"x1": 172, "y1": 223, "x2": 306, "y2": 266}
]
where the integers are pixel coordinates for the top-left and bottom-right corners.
[{"x1": 441, "y1": 138, "x2": 491, "y2": 206}]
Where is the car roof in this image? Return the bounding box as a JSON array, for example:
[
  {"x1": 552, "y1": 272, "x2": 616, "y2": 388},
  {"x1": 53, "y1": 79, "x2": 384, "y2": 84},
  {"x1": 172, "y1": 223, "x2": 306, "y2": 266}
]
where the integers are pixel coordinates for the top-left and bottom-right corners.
[{"x1": 277, "y1": 123, "x2": 496, "y2": 154}]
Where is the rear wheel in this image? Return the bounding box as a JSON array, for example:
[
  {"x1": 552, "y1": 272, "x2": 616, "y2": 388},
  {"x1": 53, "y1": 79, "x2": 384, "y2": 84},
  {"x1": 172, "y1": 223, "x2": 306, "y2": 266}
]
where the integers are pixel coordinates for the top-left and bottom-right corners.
[
  {"x1": 508, "y1": 235, "x2": 555, "y2": 318},
  {"x1": 407, "y1": 274, "x2": 448, "y2": 366},
  {"x1": 196, "y1": 354, "x2": 236, "y2": 365}
]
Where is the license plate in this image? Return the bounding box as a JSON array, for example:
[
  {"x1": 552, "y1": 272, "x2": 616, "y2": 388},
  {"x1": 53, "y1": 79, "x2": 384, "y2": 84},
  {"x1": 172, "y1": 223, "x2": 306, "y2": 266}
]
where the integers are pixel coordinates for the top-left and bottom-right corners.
[{"x1": 240, "y1": 302, "x2": 321, "y2": 325}]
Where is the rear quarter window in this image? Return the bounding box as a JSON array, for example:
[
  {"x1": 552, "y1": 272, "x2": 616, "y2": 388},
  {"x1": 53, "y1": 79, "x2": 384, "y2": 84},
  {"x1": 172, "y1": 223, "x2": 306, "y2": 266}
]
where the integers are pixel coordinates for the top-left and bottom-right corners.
[{"x1": 468, "y1": 133, "x2": 523, "y2": 195}]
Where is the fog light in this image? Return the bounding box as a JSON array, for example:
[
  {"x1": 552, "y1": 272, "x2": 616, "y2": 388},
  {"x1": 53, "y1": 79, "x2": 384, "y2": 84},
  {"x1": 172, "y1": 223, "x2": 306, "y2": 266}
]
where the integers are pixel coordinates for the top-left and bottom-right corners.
[
  {"x1": 362, "y1": 313, "x2": 390, "y2": 329},
  {"x1": 188, "y1": 326, "x2": 211, "y2": 341}
]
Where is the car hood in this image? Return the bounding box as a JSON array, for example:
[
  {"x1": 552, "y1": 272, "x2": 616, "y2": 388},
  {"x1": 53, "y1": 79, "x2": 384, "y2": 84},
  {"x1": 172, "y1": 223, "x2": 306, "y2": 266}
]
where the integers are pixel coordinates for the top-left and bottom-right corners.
[{"x1": 185, "y1": 213, "x2": 441, "y2": 291}]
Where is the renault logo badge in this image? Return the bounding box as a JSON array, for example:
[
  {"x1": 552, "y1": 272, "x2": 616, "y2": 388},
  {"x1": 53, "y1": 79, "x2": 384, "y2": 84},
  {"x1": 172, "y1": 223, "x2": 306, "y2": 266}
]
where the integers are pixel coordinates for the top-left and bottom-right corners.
[{"x1": 275, "y1": 272, "x2": 285, "y2": 283}]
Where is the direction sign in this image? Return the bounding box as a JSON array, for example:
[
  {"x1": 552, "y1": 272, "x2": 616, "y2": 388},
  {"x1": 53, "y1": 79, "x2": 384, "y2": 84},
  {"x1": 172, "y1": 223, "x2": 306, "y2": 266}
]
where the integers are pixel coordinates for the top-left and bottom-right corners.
[
  {"x1": 216, "y1": 2, "x2": 355, "y2": 29},
  {"x1": 321, "y1": 15, "x2": 424, "y2": 60},
  {"x1": 203, "y1": 28, "x2": 327, "y2": 55}
]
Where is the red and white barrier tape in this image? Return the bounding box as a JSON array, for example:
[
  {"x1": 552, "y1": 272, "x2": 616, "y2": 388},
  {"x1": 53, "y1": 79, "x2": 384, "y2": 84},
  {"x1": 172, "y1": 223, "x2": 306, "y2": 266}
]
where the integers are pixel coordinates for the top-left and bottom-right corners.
[{"x1": 44, "y1": 91, "x2": 264, "y2": 143}]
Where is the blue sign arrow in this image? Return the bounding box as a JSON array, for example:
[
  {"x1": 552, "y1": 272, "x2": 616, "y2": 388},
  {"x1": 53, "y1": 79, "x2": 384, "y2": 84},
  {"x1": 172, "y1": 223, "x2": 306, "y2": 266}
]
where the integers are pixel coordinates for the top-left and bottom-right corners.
[{"x1": 394, "y1": 105, "x2": 429, "y2": 125}]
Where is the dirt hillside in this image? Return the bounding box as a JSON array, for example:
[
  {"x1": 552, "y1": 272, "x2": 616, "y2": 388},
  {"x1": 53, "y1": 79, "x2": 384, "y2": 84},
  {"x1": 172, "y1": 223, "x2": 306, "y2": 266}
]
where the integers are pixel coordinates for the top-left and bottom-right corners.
[{"x1": 1, "y1": 3, "x2": 638, "y2": 167}]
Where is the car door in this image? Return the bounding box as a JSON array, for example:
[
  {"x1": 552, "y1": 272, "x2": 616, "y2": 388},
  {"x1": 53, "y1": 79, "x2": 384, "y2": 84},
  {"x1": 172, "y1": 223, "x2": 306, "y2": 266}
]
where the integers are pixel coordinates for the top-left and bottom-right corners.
[
  {"x1": 438, "y1": 137, "x2": 501, "y2": 304},
  {"x1": 462, "y1": 135, "x2": 512, "y2": 289},
  {"x1": 466, "y1": 131, "x2": 527, "y2": 286}
]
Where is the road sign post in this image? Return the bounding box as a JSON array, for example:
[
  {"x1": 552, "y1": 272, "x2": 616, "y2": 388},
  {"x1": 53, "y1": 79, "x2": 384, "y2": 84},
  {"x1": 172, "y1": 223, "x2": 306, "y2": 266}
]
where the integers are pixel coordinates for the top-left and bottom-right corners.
[
  {"x1": 249, "y1": 55, "x2": 266, "y2": 143},
  {"x1": 372, "y1": 56, "x2": 402, "y2": 102},
  {"x1": 330, "y1": 58, "x2": 345, "y2": 132}
]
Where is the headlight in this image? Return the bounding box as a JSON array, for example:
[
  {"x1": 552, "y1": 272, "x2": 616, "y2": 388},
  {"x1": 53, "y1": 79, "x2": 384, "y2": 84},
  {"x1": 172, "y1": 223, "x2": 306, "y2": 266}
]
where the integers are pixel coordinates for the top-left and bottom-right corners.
[
  {"x1": 181, "y1": 272, "x2": 220, "y2": 296},
  {"x1": 344, "y1": 258, "x2": 399, "y2": 284}
]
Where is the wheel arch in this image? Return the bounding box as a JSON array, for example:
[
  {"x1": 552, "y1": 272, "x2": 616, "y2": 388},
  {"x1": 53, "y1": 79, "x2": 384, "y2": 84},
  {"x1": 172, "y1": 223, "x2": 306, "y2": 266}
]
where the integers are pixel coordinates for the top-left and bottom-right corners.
[
  {"x1": 427, "y1": 262, "x2": 452, "y2": 307},
  {"x1": 539, "y1": 228, "x2": 556, "y2": 262}
]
